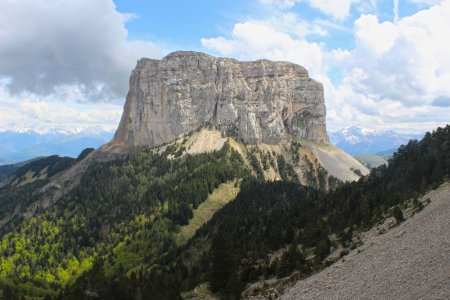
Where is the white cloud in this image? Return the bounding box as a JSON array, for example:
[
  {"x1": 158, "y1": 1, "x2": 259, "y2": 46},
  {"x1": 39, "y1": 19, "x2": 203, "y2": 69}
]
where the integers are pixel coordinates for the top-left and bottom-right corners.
[
  {"x1": 354, "y1": 15, "x2": 399, "y2": 55},
  {"x1": 259, "y1": 0, "x2": 296, "y2": 9},
  {"x1": 260, "y1": 0, "x2": 360, "y2": 20},
  {"x1": 264, "y1": 12, "x2": 329, "y2": 38},
  {"x1": 326, "y1": 1, "x2": 450, "y2": 131},
  {"x1": 0, "y1": 0, "x2": 164, "y2": 101},
  {"x1": 0, "y1": 83, "x2": 122, "y2": 133},
  {"x1": 393, "y1": 0, "x2": 399, "y2": 22},
  {"x1": 324, "y1": 78, "x2": 449, "y2": 132},
  {"x1": 305, "y1": 0, "x2": 360, "y2": 20},
  {"x1": 340, "y1": 1, "x2": 450, "y2": 107}
]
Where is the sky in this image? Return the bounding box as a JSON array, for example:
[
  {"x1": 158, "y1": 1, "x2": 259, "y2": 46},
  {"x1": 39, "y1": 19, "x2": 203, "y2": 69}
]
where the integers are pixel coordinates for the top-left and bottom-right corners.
[{"x1": 0, "y1": 0, "x2": 449, "y2": 134}]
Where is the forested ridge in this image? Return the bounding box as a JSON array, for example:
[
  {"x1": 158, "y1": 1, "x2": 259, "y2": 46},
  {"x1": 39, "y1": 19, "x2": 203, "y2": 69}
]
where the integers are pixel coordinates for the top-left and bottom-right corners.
[
  {"x1": 0, "y1": 155, "x2": 76, "y2": 232},
  {"x1": 0, "y1": 143, "x2": 247, "y2": 298},
  {"x1": 0, "y1": 125, "x2": 449, "y2": 299}
]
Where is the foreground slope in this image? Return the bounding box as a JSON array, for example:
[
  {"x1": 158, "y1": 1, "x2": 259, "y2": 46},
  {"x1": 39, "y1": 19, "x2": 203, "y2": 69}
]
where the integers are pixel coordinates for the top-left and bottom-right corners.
[{"x1": 282, "y1": 182, "x2": 450, "y2": 300}]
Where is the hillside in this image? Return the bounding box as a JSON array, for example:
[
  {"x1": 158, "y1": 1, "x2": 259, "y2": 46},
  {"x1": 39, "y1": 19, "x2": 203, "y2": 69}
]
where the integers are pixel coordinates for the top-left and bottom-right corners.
[
  {"x1": 0, "y1": 141, "x2": 249, "y2": 298},
  {"x1": 0, "y1": 158, "x2": 45, "y2": 182},
  {"x1": 0, "y1": 122, "x2": 448, "y2": 299},
  {"x1": 282, "y1": 182, "x2": 450, "y2": 300},
  {"x1": 58, "y1": 125, "x2": 448, "y2": 300}
]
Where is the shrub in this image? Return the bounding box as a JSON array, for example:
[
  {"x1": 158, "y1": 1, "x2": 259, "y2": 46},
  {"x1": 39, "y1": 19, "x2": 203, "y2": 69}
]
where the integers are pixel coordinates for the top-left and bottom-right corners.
[{"x1": 393, "y1": 206, "x2": 404, "y2": 223}]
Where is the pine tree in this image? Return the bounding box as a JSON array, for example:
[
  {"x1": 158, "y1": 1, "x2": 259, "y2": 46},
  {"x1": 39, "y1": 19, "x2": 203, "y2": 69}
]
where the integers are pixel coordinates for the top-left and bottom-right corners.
[
  {"x1": 360, "y1": 197, "x2": 371, "y2": 225},
  {"x1": 209, "y1": 224, "x2": 234, "y2": 294},
  {"x1": 226, "y1": 267, "x2": 243, "y2": 300}
]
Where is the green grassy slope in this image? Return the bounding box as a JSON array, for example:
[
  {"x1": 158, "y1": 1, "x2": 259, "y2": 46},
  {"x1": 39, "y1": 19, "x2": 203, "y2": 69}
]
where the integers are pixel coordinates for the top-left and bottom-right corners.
[{"x1": 176, "y1": 180, "x2": 240, "y2": 246}]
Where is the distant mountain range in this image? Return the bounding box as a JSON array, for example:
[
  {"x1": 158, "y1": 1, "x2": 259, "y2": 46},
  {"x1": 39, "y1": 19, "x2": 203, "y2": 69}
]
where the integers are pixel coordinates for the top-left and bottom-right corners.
[
  {"x1": 0, "y1": 129, "x2": 113, "y2": 165},
  {"x1": 1, "y1": 125, "x2": 424, "y2": 166},
  {"x1": 329, "y1": 125, "x2": 424, "y2": 156}
]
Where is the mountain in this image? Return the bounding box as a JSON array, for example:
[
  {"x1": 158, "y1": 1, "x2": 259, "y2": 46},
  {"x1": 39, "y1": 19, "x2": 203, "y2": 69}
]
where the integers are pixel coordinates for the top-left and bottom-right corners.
[
  {"x1": 0, "y1": 129, "x2": 113, "y2": 165},
  {"x1": 34, "y1": 51, "x2": 367, "y2": 205},
  {"x1": 329, "y1": 125, "x2": 423, "y2": 156},
  {"x1": 109, "y1": 51, "x2": 365, "y2": 183},
  {"x1": 0, "y1": 158, "x2": 43, "y2": 182},
  {"x1": 1, "y1": 51, "x2": 448, "y2": 299},
  {"x1": 0, "y1": 164, "x2": 18, "y2": 182},
  {"x1": 114, "y1": 51, "x2": 328, "y2": 147}
]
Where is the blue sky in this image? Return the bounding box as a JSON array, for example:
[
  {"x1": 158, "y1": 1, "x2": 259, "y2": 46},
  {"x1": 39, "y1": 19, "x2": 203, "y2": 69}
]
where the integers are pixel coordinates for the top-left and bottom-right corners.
[{"x1": 0, "y1": 0, "x2": 448, "y2": 134}]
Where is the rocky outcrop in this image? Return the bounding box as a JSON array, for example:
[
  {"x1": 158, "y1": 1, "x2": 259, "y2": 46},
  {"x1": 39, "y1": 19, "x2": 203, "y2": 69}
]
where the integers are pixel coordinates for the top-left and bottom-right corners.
[{"x1": 113, "y1": 51, "x2": 329, "y2": 147}]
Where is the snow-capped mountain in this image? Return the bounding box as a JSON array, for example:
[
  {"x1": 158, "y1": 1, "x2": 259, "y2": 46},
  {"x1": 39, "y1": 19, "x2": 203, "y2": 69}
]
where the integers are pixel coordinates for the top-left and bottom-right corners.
[
  {"x1": 0, "y1": 125, "x2": 425, "y2": 165},
  {"x1": 329, "y1": 125, "x2": 423, "y2": 156},
  {"x1": 0, "y1": 129, "x2": 114, "y2": 165}
]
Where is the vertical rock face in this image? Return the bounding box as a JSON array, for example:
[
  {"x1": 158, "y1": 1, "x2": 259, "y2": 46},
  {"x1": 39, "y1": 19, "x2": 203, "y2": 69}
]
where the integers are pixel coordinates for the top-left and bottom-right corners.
[{"x1": 113, "y1": 51, "x2": 329, "y2": 147}]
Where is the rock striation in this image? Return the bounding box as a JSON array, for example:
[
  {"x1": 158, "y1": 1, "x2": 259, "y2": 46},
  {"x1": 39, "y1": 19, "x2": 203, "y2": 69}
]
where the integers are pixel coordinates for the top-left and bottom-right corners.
[{"x1": 113, "y1": 51, "x2": 329, "y2": 147}]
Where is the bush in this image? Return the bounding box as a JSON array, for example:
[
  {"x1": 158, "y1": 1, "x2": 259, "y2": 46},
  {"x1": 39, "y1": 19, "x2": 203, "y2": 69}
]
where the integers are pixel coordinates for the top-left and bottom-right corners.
[
  {"x1": 393, "y1": 206, "x2": 404, "y2": 223},
  {"x1": 413, "y1": 197, "x2": 424, "y2": 211},
  {"x1": 339, "y1": 250, "x2": 349, "y2": 258}
]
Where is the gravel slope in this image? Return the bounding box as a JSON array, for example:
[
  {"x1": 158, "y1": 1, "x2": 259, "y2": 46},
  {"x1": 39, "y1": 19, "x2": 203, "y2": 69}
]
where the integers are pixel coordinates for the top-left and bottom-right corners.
[
  {"x1": 310, "y1": 144, "x2": 369, "y2": 182},
  {"x1": 281, "y1": 182, "x2": 450, "y2": 300}
]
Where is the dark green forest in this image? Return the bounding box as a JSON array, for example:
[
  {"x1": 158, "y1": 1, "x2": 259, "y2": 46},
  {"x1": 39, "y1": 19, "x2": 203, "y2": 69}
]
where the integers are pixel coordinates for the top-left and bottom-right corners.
[{"x1": 0, "y1": 125, "x2": 449, "y2": 299}]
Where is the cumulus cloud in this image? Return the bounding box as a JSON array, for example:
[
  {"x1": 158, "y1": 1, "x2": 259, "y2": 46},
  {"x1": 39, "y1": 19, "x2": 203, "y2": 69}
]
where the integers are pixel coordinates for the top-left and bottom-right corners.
[
  {"x1": 0, "y1": 0, "x2": 163, "y2": 101},
  {"x1": 325, "y1": 1, "x2": 450, "y2": 131},
  {"x1": 339, "y1": 1, "x2": 450, "y2": 107},
  {"x1": 324, "y1": 77, "x2": 449, "y2": 132}
]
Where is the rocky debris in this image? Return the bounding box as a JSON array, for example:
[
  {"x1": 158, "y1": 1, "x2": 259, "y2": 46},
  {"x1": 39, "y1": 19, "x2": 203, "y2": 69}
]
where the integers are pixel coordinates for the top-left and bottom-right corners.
[
  {"x1": 113, "y1": 51, "x2": 329, "y2": 148},
  {"x1": 308, "y1": 143, "x2": 369, "y2": 181},
  {"x1": 280, "y1": 182, "x2": 450, "y2": 300}
]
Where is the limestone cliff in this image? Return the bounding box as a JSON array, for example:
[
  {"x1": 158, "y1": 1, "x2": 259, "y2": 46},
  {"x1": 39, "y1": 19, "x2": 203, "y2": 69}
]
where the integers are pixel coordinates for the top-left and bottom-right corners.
[{"x1": 113, "y1": 51, "x2": 329, "y2": 147}]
